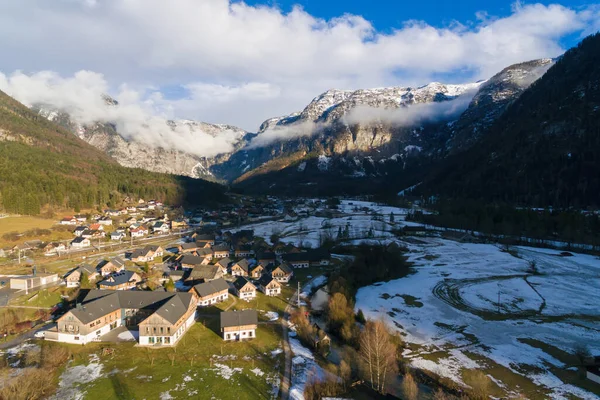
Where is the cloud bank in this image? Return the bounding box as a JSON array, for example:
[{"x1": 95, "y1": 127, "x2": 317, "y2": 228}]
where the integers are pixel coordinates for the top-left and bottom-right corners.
[
  {"x1": 0, "y1": 70, "x2": 243, "y2": 157},
  {"x1": 0, "y1": 1, "x2": 598, "y2": 146}
]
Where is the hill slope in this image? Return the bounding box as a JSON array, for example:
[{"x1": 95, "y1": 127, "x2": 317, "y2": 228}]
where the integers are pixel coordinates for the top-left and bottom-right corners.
[
  {"x1": 421, "y1": 33, "x2": 600, "y2": 208},
  {"x1": 0, "y1": 90, "x2": 225, "y2": 215}
]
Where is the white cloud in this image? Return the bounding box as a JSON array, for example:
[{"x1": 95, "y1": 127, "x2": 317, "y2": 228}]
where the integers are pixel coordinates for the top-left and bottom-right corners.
[
  {"x1": 0, "y1": 70, "x2": 244, "y2": 157},
  {"x1": 0, "y1": 1, "x2": 598, "y2": 132}
]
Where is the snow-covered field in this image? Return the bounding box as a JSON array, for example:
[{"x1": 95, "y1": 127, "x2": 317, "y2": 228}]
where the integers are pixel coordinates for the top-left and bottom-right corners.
[{"x1": 356, "y1": 237, "x2": 600, "y2": 399}]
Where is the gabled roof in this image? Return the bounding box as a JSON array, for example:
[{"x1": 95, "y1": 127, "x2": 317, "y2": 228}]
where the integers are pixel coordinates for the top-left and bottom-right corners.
[
  {"x1": 179, "y1": 255, "x2": 205, "y2": 266},
  {"x1": 193, "y1": 278, "x2": 229, "y2": 298},
  {"x1": 131, "y1": 248, "x2": 152, "y2": 259},
  {"x1": 232, "y1": 276, "x2": 255, "y2": 292},
  {"x1": 110, "y1": 257, "x2": 126, "y2": 268},
  {"x1": 212, "y1": 244, "x2": 230, "y2": 253},
  {"x1": 64, "y1": 263, "x2": 95, "y2": 278},
  {"x1": 272, "y1": 262, "x2": 293, "y2": 275},
  {"x1": 283, "y1": 249, "x2": 330, "y2": 262},
  {"x1": 194, "y1": 234, "x2": 215, "y2": 241},
  {"x1": 216, "y1": 257, "x2": 232, "y2": 268},
  {"x1": 180, "y1": 242, "x2": 199, "y2": 250},
  {"x1": 257, "y1": 252, "x2": 276, "y2": 260},
  {"x1": 153, "y1": 292, "x2": 194, "y2": 325},
  {"x1": 189, "y1": 265, "x2": 220, "y2": 281},
  {"x1": 258, "y1": 274, "x2": 280, "y2": 287},
  {"x1": 71, "y1": 237, "x2": 89, "y2": 244},
  {"x1": 98, "y1": 270, "x2": 138, "y2": 287},
  {"x1": 232, "y1": 259, "x2": 251, "y2": 273},
  {"x1": 220, "y1": 309, "x2": 258, "y2": 329}
]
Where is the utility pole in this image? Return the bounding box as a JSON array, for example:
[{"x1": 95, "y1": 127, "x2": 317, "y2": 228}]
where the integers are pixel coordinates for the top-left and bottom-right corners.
[{"x1": 297, "y1": 281, "x2": 300, "y2": 307}]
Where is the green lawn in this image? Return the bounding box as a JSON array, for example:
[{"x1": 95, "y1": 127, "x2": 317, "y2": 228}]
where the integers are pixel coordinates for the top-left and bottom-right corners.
[
  {"x1": 45, "y1": 322, "x2": 284, "y2": 400},
  {"x1": 9, "y1": 287, "x2": 63, "y2": 308}
]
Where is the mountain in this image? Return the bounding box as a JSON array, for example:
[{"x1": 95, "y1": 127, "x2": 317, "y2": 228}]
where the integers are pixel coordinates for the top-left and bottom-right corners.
[
  {"x1": 419, "y1": 33, "x2": 600, "y2": 208},
  {"x1": 33, "y1": 102, "x2": 251, "y2": 182},
  {"x1": 0, "y1": 90, "x2": 226, "y2": 215}
]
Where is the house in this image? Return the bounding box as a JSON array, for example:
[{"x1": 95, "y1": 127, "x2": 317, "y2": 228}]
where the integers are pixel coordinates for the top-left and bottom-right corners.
[
  {"x1": 270, "y1": 262, "x2": 293, "y2": 283},
  {"x1": 46, "y1": 290, "x2": 196, "y2": 346},
  {"x1": 212, "y1": 244, "x2": 230, "y2": 259},
  {"x1": 70, "y1": 237, "x2": 91, "y2": 248},
  {"x1": 73, "y1": 226, "x2": 88, "y2": 237},
  {"x1": 220, "y1": 309, "x2": 258, "y2": 341},
  {"x1": 231, "y1": 259, "x2": 251, "y2": 277},
  {"x1": 214, "y1": 257, "x2": 232, "y2": 274},
  {"x1": 273, "y1": 243, "x2": 299, "y2": 256},
  {"x1": 152, "y1": 221, "x2": 170, "y2": 234},
  {"x1": 43, "y1": 242, "x2": 66, "y2": 256},
  {"x1": 89, "y1": 223, "x2": 103, "y2": 232},
  {"x1": 98, "y1": 217, "x2": 113, "y2": 226},
  {"x1": 130, "y1": 226, "x2": 148, "y2": 238},
  {"x1": 60, "y1": 217, "x2": 77, "y2": 225},
  {"x1": 195, "y1": 240, "x2": 213, "y2": 249},
  {"x1": 125, "y1": 217, "x2": 137, "y2": 225},
  {"x1": 178, "y1": 255, "x2": 206, "y2": 270},
  {"x1": 97, "y1": 270, "x2": 141, "y2": 291},
  {"x1": 75, "y1": 214, "x2": 87, "y2": 223},
  {"x1": 234, "y1": 244, "x2": 255, "y2": 258},
  {"x1": 110, "y1": 231, "x2": 126, "y2": 241},
  {"x1": 283, "y1": 249, "x2": 331, "y2": 268},
  {"x1": 186, "y1": 265, "x2": 223, "y2": 284},
  {"x1": 257, "y1": 252, "x2": 277, "y2": 266},
  {"x1": 232, "y1": 277, "x2": 256, "y2": 300},
  {"x1": 171, "y1": 219, "x2": 188, "y2": 230},
  {"x1": 191, "y1": 278, "x2": 229, "y2": 307},
  {"x1": 10, "y1": 273, "x2": 60, "y2": 290},
  {"x1": 257, "y1": 275, "x2": 281, "y2": 296},
  {"x1": 249, "y1": 263, "x2": 265, "y2": 279},
  {"x1": 98, "y1": 257, "x2": 126, "y2": 276},
  {"x1": 179, "y1": 242, "x2": 201, "y2": 254},
  {"x1": 192, "y1": 234, "x2": 215, "y2": 245},
  {"x1": 64, "y1": 264, "x2": 98, "y2": 288},
  {"x1": 163, "y1": 269, "x2": 186, "y2": 283},
  {"x1": 130, "y1": 245, "x2": 164, "y2": 263}
]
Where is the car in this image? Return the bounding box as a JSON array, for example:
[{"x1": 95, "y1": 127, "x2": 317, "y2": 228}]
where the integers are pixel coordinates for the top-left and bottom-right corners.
[{"x1": 34, "y1": 331, "x2": 45, "y2": 338}]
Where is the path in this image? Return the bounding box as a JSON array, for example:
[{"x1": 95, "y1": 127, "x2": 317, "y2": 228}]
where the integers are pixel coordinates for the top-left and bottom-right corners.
[{"x1": 280, "y1": 275, "x2": 321, "y2": 400}]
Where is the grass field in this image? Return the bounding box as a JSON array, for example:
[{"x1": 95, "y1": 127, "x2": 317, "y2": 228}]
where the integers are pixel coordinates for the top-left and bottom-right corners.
[
  {"x1": 44, "y1": 321, "x2": 284, "y2": 400},
  {"x1": 9, "y1": 287, "x2": 64, "y2": 308}
]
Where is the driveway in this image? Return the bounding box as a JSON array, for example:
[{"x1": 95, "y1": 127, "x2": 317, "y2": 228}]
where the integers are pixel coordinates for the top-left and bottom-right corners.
[{"x1": 0, "y1": 287, "x2": 19, "y2": 306}]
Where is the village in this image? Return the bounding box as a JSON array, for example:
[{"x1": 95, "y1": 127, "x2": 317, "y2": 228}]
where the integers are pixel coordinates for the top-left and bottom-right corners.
[{"x1": 1, "y1": 197, "x2": 599, "y2": 400}]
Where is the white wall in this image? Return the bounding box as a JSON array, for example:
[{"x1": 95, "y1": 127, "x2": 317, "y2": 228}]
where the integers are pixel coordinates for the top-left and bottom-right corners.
[{"x1": 223, "y1": 328, "x2": 256, "y2": 341}]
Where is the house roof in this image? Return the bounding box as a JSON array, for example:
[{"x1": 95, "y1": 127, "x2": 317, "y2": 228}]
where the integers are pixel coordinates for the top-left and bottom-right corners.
[
  {"x1": 64, "y1": 263, "x2": 96, "y2": 278},
  {"x1": 273, "y1": 262, "x2": 293, "y2": 275},
  {"x1": 193, "y1": 278, "x2": 229, "y2": 298},
  {"x1": 282, "y1": 249, "x2": 330, "y2": 262},
  {"x1": 212, "y1": 244, "x2": 230, "y2": 253},
  {"x1": 98, "y1": 270, "x2": 138, "y2": 287},
  {"x1": 235, "y1": 244, "x2": 254, "y2": 252},
  {"x1": 232, "y1": 276, "x2": 255, "y2": 292},
  {"x1": 131, "y1": 248, "x2": 152, "y2": 259},
  {"x1": 69, "y1": 290, "x2": 193, "y2": 325},
  {"x1": 189, "y1": 265, "x2": 220, "y2": 281},
  {"x1": 258, "y1": 252, "x2": 276, "y2": 260},
  {"x1": 194, "y1": 234, "x2": 215, "y2": 241},
  {"x1": 179, "y1": 255, "x2": 205, "y2": 266},
  {"x1": 216, "y1": 257, "x2": 232, "y2": 268},
  {"x1": 233, "y1": 259, "x2": 251, "y2": 273},
  {"x1": 71, "y1": 237, "x2": 89, "y2": 244},
  {"x1": 180, "y1": 242, "x2": 199, "y2": 250},
  {"x1": 110, "y1": 257, "x2": 126, "y2": 268},
  {"x1": 220, "y1": 309, "x2": 258, "y2": 329},
  {"x1": 258, "y1": 275, "x2": 280, "y2": 287}
]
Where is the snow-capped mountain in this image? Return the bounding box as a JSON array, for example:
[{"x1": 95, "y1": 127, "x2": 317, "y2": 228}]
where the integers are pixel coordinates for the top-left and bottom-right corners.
[{"x1": 32, "y1": 59, "x2": 551, "y2": 188}]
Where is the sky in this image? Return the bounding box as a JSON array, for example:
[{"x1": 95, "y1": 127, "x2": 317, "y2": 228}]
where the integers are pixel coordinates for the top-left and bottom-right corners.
[{"x1": 0, "y1": 0, "x2": 598, "y2": 156}]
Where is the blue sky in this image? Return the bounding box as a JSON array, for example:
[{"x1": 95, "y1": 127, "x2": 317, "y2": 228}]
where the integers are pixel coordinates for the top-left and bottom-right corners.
[{"x1": 0, "y1": 0, "x2": 599, "y2": 143}]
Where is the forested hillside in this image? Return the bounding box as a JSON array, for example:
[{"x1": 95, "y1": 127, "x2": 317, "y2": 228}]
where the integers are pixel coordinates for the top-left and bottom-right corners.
[
  {"x1": 0, "y1": 90, "x2": 226, "y2": 215},
  {"x1": 421, "y1": 33, "x2": 600, "y2": 208}
]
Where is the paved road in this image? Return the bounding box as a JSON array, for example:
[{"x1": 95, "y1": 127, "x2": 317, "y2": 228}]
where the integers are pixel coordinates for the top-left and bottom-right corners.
[{"x1": 0, "y1": 287, "x2": 18, "y2": 306}]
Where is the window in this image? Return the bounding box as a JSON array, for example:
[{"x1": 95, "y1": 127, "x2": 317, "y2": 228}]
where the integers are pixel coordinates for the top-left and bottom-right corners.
[
  {"x1": 164, "y1": 337, "x2": 170, "y2": 344},
  {"x1": 74, "y1": 336, "x2": 79, "y2": 341},
  {"x1": 167, "y1": 327, "x2": 171, "y2": 334},
  {"x1": 160, "y1": 327, "x2": 164, "y2": 334},
  {"x1": 226, "y1": 334, "x2": 230, "y2": 339},
  {"x1": 149, "y1": 337, "x2": 155, "y2": 344},
  {"x1": 249, "y1": 331, "x2": 253, "y2": 337},
  {"x1": 153, "y1": 327, "x2": 157, "y2": 333},
  {"x1": 146, "y1": 327, "x2": 150, "y2": 333}
]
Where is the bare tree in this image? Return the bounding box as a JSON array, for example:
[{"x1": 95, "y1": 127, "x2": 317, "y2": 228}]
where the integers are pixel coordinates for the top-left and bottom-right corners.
[
  {"x1": 339, "y1": 359, "x2": 351, "y2": 392},
  {"x1": 433, "y1": 388, "x2": 448, "y2": 400},
  {"x1": 402, "y1": 373, "x2": 419, "y2": 400},
  {"x1": 359, "y1": 319, "x2": 398, "y2": 393}
]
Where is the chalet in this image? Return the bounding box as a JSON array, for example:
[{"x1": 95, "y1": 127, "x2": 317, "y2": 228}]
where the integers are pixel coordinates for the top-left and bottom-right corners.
[
  {"x1": 215, "y1": 257, "x2": 232, "y2": 274},
  {"x1": 195, "y1": 240, "x2": 213, "y2": 249},
  {"x1": 43, "y1": 242, "x2": 66, "y2": 255},
  {"x1": 197, "y1": 248, "x2": 214, "y2": 260},
  {"x1": 192, "y1": 234, "x2": 215, "y2": 245},
  {"x1": 97, "y1": 270, "x2": 141, "y2": 291},
  {"x1": 212, "y1": 244, "x2": 231, "y2": 259},
  {"x1": 232, "y1": 277, "x2": 256, "y2": 300},
  {"x1": 234, "y1": 244, "x2": 255, "y2": 258},
  {"x1": 283, "y1": 249, "x2": 330, "y2": 268},
  {"x1": 186, "y1": 265, "x2": 222, "y2": 284},
  {"x1": 104, "y1": 209, "x2": 121, "y2": 217},
  {"x1": 270, "y1": 262, "x2": 293, "y2": 283},
  {"x1": 110, "y1": 231, "x2": 126, "y2": 241},
  {"x1": 10, "y1": 273, "x2": 59, "y2": 290},
  {"x1": 75, "y1": 215, "x2": 87, "y2": 223},
  {"x1": 179, "y1": 242, "x2": 201, "y2": 254},
  {"x1": 130, "y1": 245, "x2": 164, "y2": 263},
  {"x1": 257, "y1": 252, "x2": 277, "y2": 266},
  {"x1": 125, "y1": 217, "x2": 137, "y2": 225},
  {"x1": 60, "y1": 217, "x2": 77, "y2": 226},
  {"x1": 192, "y1": 278, "x2": 229, "y2": 307},
  {"x1": 73, "y1": 226, "x2": 88, "y2": 237},
  {"x1": 178, "y1": 255, "x2": 206, "y2": 270},
  {"x1": 70, "y1": 237, "x2": 91, "y2": 248},
  {"x1": 152, "y1": 221, "x2": 170, "y2": 234},
  {"x1": 220, "y1": 309, "x2": 258, "y2": 341},
  {"x1": 249, "y1": 263, "x2": 265, "y2": 279},
  {"x1": 64, "y1": 264, "x2": 98, "y2": 287},
  {"x1": 257, "y1": 275, "x2": 281, "y2": 296},
  {"x1": 130, "y1": 226, "x2": 148, "y2": 238},
  {"x1": 97, "y1": 257, "x2": 126, "y2": 276},
  {"x1": 231, "y1": 259, "x2": 251, "y2": 277},
  {"x1": 46, "y1": 290, "x2": 196, "y2": 346}
]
